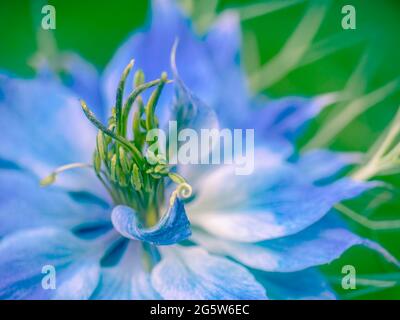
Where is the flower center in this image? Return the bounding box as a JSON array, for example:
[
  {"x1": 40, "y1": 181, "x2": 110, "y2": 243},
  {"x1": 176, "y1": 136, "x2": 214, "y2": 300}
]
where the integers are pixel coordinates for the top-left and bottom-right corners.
[{"x1": 41, "y1": 60, "x2": 192, "y2": 227}]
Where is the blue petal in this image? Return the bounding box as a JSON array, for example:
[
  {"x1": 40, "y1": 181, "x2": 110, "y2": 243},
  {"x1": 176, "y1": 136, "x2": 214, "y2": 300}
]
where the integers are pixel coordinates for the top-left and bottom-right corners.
[
  {"x1": 91, "y1": 242, "x2": 160, "y2": 299},
  {"x1": 250, "y1": 94, "x2": 335, "y2": 143},
  {"x1": 242, "y1": 218, "x2": 362, "y2": 272},
  {"x1": 202, "y1": 11, "x2": 250, "y2": 127},
  {"x1": 293, "y1": 149, "x2": 362, "y2": 182},
  {"x1": 170, "y1": 42, "x2": 219, "y2": 133},
  {"x1": 0, "y1": 75, "x2": 102, "y2": 193},
  {"x1": 253, "y1": 268, "x2": 336, "y2": 300},
  {"x1": 102, "y1": 0, "x2": 214, "y2": 122},
  {"x1": 151, "y1": 246, "x2": 267, "y2": 299},
  {"x1": 102, "y1": 0, "x2": 245, "y2": 128},
  {"x1": 111, "y1": 197, "x2": 191, "y2": 245},
  {"x1": 189, "y1": 150, "x2": 374, "y2": 242},
  {"x1": 0, "y1": 228, "x2": 102, "y2": 299},
  {"x1": 36, "y1": 53, "x2": 104, "y2": 120},
  {"x1": 0, "y1": 168, "x2": 110, "y2": 237},
  {"x1": 58, "y1": 53, "x2": 105, "y2": 121},
  {"x1": 192, "y1": 215, "x2": 360, "y2": 272},
  {"x1": 193, "y1": 214, "x2": 400, "y2": 272}
]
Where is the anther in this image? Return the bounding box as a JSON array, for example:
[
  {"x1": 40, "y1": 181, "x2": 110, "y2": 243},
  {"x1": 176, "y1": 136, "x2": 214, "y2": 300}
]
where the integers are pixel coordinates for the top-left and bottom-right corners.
[{"x1": 40, "y1": 163, "x2": 93, "y2": 187}]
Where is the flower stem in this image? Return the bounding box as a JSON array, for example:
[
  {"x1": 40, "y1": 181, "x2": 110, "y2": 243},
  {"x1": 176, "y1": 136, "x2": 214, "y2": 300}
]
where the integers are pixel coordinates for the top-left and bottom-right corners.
[{"x1": 352, "y1": 106, "x2": 400, "y2": 181}]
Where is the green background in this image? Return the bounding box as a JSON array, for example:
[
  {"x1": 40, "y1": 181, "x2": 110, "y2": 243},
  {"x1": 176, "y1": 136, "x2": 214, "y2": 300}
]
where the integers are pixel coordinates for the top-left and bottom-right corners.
[{"x1": 0, "y1": 0, "x2": 399, "y2": 299}]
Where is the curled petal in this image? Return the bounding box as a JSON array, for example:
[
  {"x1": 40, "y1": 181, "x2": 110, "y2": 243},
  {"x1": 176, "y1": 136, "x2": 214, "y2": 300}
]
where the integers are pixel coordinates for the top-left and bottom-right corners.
[{"x1": 111, "y1": 197, "x2": 191, "y2": 245}]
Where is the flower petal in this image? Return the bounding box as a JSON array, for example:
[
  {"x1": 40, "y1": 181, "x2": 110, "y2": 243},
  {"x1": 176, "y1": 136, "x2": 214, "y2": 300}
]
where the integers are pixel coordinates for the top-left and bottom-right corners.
[
  {"x1": 0, "y1": 75, "x2": 102, "y2": 193},
  {"x1": 192, "y1": 215, "x2": 358, "y2": 272},
  {"x1": 293, "y1": 149, "x2": 362, "y2": 182},
  {"x1": 251, "y1": 94, "x2": 335, "y2": 143},
  {"x1": 102, "y1": 0, "x2": 217, "y2": 122},
  {"x1": 58, "y1": 53, "x2": 105, "y2": 121},
  {"x1": 170, "y1": 41, "x2": 219, "y2": 134},
  {"x1": 189, "y1": 152, "x2": 373, "y2": 242},
  {"x1": 102, "y1": 0, "x2": 247, "y2": 129},
  {"x1": 151, "y1": 246, "x2": 267, "y2": 299},
  {"x1": 253, "y1": 268, "x2": 336, "y2": 300},
  {"x1": 202, "y1": 11, "x2": 250, "y2": 127},
  {"x1": 91, "y1": 242, "x2": 160, "y2": 299},
  {"x1": 192, "y1": 214, "x2": 400, "y2": 272},
  {"x1": 0, "y1": 228, "x2": 102, "y2": 299},
  {"x1": 0, "y1": 168, "x2": 110, "y2": 237},
  {"x1": 111, "y1": 197, "x2": 191, "y2": 245}
]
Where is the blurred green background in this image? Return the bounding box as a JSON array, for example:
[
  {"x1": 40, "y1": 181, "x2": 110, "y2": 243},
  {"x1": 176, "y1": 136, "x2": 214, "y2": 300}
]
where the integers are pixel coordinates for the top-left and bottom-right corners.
[{"x1": 0, "y1": 0, "x2": 399, "y2": 299}]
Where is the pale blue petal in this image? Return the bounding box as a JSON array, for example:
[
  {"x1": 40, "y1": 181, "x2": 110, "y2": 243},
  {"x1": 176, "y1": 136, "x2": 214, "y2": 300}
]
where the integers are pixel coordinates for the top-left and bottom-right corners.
[
  {"x1": 91, "y1": 242, "x2": 160, "y2": 300},
  {"x1": 253, "y1": 269, "x2": 336, "y2": 300},
  {"x1": 36, "y1": 53, "x2": 104, "y2": 120},
  {"x1": 192, "y1": 216, "x2": 360, "y2": 272},
  {"x1": 102, "y1": 0, "x2": 246, "y2": 128},
  {"x1": 189, "y1": 151, "x2": 374, "y2": 242},
  {"x1": 202, "y1": 11, "x2": 250, "y2": 127},
  {"x1": 151, "y1": 246, "x2": 267, "y2": 299},
  {"x1": 294, "y1": 149, "x2": 362, "y2": 182},
  {"x1": 0, "y1": 228, "x2": 102, "y2": 299},
  {"x1": 170, "y1": 44, "x2": 219, "y2": 133},
  {"x1": 179, "y1": 143, "x2": 285, "y2": 185},
  {"x1": 0, "y1": 75, "x2": 102, "y2": 193},
  {"x1": 251, "y1": 94, "x2": 335, "y2": 143},
  {"x1": 242, "y1": 220, "x2": 362, "y2": 272},
  {"x1": 58, "y1": 53, "x2": 105, "y2": 120},
  {"x1": 102, "y1": 0, "x2": 217, "y2": 123},
  {"x1": 0, "y1": 168, "x2": 110, "y2": 237},
  {"x1": 193, "y1": 214, "x2": 399, "y2": 272},
  {"x1": 0, "y1": 76, "x2": 95, "y2": 168},
  {"x1": 164, "y1": 51, "x2": 220, "y2": 180},
  {"x1": 111, "y1": 197, "x2": 191, "y2": 245}
]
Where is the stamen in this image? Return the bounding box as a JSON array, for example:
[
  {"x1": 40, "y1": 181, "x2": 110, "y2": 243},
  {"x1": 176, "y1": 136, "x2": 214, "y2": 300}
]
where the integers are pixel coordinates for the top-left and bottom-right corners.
[
  {"x1": 116, "y1": 59, "x2": 134, "y2": 136},
  {"x1": 131, "y1": 164, "x2": 143, "y2": 191},
  {"x1": 96, "y1": 131, "x2": 107, "y2": 161},
  {"x1": 122, "y1": 78, "x2": 162, "y2": 136},
  {"x1": 80, "y1": 99, "x2": 144, "y2": 166},
  {"x1": 145, "y1": 72, "x2": 168, "y2": 131},
  {"x1": 134, "y1": 69, "x2": 145, "y2": 87},
  {"x1": 40, "y1": 162, "x2": 93, "y2": 186},
  {"x1": 42, "y1": 59, "x2": 190, "y2": 230}
]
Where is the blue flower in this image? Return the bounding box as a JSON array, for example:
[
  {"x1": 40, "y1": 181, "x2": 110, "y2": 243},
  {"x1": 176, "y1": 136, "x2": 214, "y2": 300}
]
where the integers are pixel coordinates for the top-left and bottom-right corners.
[{"x1": 0, "y1": 0, "x2": 398, "y2": 300}]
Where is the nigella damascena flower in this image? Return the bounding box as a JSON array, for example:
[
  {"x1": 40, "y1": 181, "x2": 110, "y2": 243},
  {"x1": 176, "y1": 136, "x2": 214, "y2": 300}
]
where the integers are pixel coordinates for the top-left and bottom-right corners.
[{"x1": 0, "y1": 0, "x2": 398, "y2": 299}]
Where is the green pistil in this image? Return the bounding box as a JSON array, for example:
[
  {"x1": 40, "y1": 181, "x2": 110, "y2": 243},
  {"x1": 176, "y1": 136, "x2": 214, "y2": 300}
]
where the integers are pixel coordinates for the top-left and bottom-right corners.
[
  {"x1": 41, "y1": 61, "x2": 191, "y2": 227},
  {"x1": 116, "y1": 60, "x2": 134, "y2": 136},
  {"x1": 145, "y1": 72, "x2": 168, "y2": 131}
]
